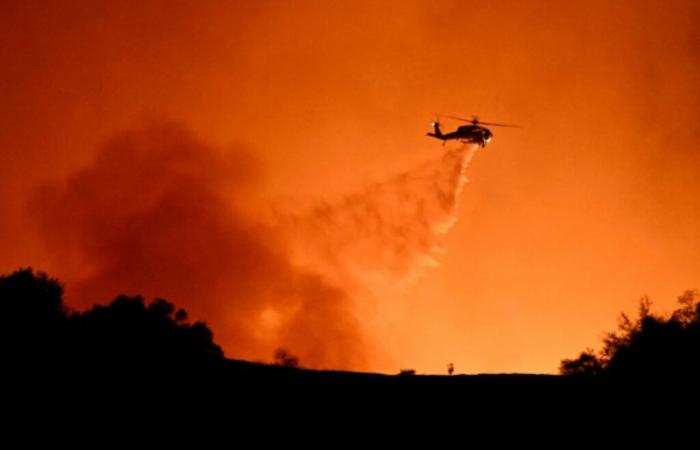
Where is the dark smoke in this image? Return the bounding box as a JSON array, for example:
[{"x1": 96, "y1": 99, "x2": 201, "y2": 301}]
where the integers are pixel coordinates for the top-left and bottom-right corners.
[
  {"x1": 29, "y1": 123, "x2": 366, "y2": 369},
  {"x1": 29, "y1": 122, "x2": 478, "y2": 371}
]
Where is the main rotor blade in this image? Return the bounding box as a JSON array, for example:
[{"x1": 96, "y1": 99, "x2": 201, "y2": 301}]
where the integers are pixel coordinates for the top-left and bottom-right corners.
[
  {"x1": 437, "y1": 113, "x2": 520, "y2": 128},
  {"x1": 438, "y1": 114, "x2": 475, "y2": 123},
  {"x1": 478, "y1": 121, "x2": 520, "y2": 128}
]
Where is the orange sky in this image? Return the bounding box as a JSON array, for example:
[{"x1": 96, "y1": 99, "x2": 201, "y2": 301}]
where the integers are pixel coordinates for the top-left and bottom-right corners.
[{"x1": 1, "y1": 0, "x2": 699, "y2": 373}]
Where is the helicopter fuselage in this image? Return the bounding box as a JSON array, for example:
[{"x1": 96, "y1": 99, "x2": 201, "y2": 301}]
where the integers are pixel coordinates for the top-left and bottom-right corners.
[{"x1": 427, "y1": 122, "x2": 493, "y2": 147}]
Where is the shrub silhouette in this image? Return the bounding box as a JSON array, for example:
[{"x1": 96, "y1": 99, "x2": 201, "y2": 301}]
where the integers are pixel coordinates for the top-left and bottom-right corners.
[
  {"x1": 561, "y1": 290, "x2": 700, "y2": 381},
  {"x1": 273, "y1": 348, "x2": 300, "y2": 368},
  {"x1": 1, "y1": 268, "x2": 223, "y2": 375},
  {"x1": 0, "y1": 268, "x2": 68, "y2": 362}
]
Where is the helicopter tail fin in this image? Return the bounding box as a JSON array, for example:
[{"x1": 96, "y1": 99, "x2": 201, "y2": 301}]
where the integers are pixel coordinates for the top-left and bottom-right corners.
[{"x1": 429, "y1": 121, "x2": 442, "y2": 138}]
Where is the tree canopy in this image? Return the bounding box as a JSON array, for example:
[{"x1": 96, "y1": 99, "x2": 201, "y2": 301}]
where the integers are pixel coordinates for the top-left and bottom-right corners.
[
  {"x1": 561, "y1": 290, "x2": 700, "y2": 381},
  {"x1": 1, "y1": 268, "x2": 223, "y2": 376}
]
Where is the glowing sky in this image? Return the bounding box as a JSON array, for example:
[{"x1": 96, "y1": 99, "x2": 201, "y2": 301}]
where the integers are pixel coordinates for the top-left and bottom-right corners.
[{"x1": 1, "y1": 0, "x2": 699, "y2": 373}]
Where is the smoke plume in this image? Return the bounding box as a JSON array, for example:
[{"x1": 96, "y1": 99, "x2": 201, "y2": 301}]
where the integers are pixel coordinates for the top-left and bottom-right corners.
[{"x1": 29, "y1": 122, "x2": 477, "y2": 370}]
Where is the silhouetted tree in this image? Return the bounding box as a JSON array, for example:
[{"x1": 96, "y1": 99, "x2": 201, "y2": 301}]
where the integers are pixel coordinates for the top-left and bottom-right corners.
[
  {"x1": 0, "y1": 267, "x2": 65, "y2": 323},
  {"x1": 273, "y1": 348, "x2": 300, "y2": 368},
  {"x1": 174, "y1": 308, "x2": 188, "y2": 323},
  {"x1": 72, "y1": 294, "x2": 223, "y2": 370},
  {"x1": 559, "y1": 349, "x2": 604, "y2": 376},
  {"x1": 0, "y1": 268, "x2": 68, "y2": 362},
  {"x1": 1, "y1": 268, "x2": 223, "y2": 376},
  {"x1": 149, "y1": 298, "x2": 176, "y2": 318},
  {"x1": 561, "y1": 290, "x2": 700, "y2": 382}
]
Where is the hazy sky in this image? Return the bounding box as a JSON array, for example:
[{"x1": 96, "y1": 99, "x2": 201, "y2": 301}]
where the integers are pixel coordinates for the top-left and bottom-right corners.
[{"x1": 1, "y1": 0, "x2": 699, "y2": 373}]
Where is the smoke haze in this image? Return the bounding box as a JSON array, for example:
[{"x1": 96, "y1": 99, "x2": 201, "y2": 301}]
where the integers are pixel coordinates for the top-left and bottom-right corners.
[
  {"x1": 4, "y1": 0, "x2": 699, "y2": 374},
  {"x1": 29, "y1": 123, "x2": 477, "y2": 370}
]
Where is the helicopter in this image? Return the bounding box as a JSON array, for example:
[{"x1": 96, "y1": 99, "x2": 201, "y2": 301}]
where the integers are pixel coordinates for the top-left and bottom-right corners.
[{"x1": 427, "y1": 114, "x2": 519, "y2": 147}]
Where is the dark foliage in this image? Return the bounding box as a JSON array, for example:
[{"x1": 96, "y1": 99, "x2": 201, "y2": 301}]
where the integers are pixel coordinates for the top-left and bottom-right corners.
[
  {"x1": 1, "y1": 268, "x2": 223, "y2": 377},
  {"x1": 273, "y1": 348, "x2": 300, "y2": 368},
  {"x1": 561, "y1": 290, "x2": 700, "y2": 381},
  {"x1": 6, "y1": 266, "x2": 698, "y2": 393}
]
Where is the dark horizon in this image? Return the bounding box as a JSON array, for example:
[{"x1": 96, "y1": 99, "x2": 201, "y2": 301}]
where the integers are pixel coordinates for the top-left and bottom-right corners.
[{"x1": 3, "y1": 267, "x2": 698, "y2": 385}]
